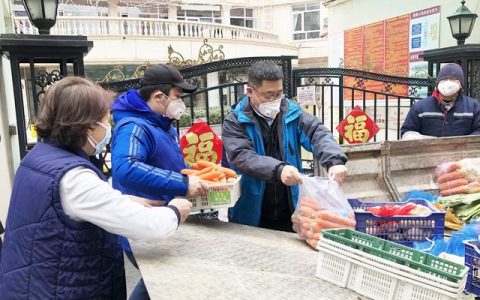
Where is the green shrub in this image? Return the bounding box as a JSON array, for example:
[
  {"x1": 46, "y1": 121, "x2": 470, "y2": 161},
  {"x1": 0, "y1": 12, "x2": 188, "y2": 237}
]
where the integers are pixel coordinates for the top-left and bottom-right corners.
[
  {"x1": 180, "y1": 107, "x2": 230, "y2": 127},
  {"x1": 179, "y1": 114, "x2": 192, "y2": 127}
]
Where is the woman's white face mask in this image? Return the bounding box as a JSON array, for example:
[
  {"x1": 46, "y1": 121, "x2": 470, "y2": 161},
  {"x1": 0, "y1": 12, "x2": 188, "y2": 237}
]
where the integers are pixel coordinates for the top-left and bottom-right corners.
[
  {"x1": 438, "y1": 80, "x2": 461, "y2": 97},
  {"x1": 87, "y1": 122, "x2": 111, "y2": 156}
]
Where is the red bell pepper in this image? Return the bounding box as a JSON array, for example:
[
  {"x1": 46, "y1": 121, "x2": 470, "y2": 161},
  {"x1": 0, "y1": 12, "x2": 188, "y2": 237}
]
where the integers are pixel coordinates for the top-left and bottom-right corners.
[{"x1": 397, "y1": 203, "x2": 417, "y2": 215}]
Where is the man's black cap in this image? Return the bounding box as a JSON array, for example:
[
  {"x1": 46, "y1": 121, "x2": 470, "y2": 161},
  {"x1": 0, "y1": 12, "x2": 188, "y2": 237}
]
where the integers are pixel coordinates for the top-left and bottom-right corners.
[{"x1": 142, "y1": 64, "x2": 197, "y2": 93}]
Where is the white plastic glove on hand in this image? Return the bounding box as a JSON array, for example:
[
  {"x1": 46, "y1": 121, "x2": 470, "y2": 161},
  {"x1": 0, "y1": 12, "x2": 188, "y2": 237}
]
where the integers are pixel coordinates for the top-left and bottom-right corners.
[
  {"x1": 281, "y1": 165, "x2": 303, "y2": 186},
  {"x1": 402, "y1": 131, "x2": 437, "y2": 140},
  {"x1": 328, "y1": 165, "x2": 348, "y2": 184},
  {"x1": 169, "y1": 198, "x2": 193, "y2": 223},
  {"x1": 186, "y1": 176, "x2": 209, "y2": 197}
]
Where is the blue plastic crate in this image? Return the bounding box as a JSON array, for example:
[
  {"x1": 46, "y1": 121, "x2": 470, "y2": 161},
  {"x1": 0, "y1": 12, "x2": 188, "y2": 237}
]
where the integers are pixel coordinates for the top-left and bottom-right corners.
[
  {"x1": 465, "y1": 240, "x2": 480, "y2": 296},
  {"x1": 348, "y1": 199, "x2": 445, "y2": 247}
]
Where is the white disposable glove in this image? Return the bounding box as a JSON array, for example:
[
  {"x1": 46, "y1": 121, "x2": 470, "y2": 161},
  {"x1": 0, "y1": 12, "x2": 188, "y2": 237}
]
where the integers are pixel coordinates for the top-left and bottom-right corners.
[
  {"x1": 186, "y1": 176, "x2": 209, "y2": 197},
  {"x1": 328, "y1": 165, "x2": 348, "y2": 184},
  {"x1": 169, "y1": 198, "x2": 193, "y2": 223},
  {"x1": 402, "y1": 131, "x2": 437, "y2": 140},
  {"x1": 280, "y1": 165, "x2": 303, "y2": 186}
]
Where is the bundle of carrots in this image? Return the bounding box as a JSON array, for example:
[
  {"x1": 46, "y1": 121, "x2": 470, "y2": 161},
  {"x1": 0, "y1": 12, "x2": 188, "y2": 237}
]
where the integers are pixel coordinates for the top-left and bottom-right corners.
[
  {"x1": 180, "y1": 160, "x2": 238, "y2": 184},
  {"x1": 291, "y1": 196, "x2": 356, "y2": 249},
  {"x1": 436, "y1": 159, "x2": 480, "y2": 196}
]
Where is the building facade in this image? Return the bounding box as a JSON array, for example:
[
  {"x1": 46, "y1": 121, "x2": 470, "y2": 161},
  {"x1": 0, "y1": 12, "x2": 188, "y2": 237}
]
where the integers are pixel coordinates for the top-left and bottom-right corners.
[
  {"x1": 0, "y1": 1, "x2": 331, "y2": 222},
  {"x1": 12, "y1": 0, "x2": 330, "y2": 74}
]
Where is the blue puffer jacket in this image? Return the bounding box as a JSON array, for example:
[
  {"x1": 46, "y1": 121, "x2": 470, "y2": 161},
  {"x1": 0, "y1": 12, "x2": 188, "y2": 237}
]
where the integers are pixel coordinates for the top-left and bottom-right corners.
[
  {"x1": 0, "y1": 142, "x2": 126, "y2": 299},
  {"x1": 222, "y1": 95, "x2": 347, "y2": 226},
  {"x1": 111, "y1": 89, "x2": 188, "y2": 252},
  {"x1": 401, "y1": 90, "x2": 480, "y2": 137}
]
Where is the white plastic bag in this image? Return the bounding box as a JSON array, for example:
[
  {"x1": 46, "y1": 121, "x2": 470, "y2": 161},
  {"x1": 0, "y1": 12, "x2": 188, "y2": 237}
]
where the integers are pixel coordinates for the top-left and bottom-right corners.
[
  {"x1": 436, "y1": 158, "x2": 480, "y2": 196},
  {"x1": 291, "y1": 175, "x2": 356, "y2": 249}
]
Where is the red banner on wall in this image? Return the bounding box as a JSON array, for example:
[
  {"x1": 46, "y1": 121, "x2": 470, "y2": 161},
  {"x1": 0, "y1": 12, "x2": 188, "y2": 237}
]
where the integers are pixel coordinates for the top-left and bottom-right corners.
[{"x1": 343, "y1": 14, "x2": 410, "y2": 99}]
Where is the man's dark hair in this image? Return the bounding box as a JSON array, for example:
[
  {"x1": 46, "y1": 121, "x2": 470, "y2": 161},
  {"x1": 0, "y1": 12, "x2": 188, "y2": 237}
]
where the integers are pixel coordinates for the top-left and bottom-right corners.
[
  {"x1": 248, "y1": 61, "x2": 284, "y2": 89},
  {"x1": 138, "y1": 83, "x2": 172, "y2": 102},
  {"x1": 36, "y1": 77, "x2": 114, "y2": 150}
]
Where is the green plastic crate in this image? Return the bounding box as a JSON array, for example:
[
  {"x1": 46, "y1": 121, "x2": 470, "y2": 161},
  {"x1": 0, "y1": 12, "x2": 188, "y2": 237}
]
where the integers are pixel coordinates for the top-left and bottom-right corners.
[{"x1": 321, "y1": 229, "x2": 466, "y2": 283}]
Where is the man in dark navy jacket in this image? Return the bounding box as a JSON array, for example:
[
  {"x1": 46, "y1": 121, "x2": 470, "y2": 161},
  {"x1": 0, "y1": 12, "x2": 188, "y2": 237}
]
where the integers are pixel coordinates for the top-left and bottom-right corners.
[{"x1": 401, "y1": 63, "x2": 480, "y2": 140}]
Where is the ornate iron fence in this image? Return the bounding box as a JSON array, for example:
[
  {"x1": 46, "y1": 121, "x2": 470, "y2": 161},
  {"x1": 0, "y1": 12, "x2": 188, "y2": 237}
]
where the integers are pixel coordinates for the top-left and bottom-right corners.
[
  {"x1": 292, "y1": 68, "x2": 436, "y2": 142},
  {"x1": 99, "y1": 56, "x2": 296, "y2": 176},
  {"x1": 99, "y1": 57, "x2": 437, "y2": 176}
]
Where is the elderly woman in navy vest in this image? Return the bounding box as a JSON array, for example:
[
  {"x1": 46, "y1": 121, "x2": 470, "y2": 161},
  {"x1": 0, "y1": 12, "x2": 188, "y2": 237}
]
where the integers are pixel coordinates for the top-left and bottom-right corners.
[
  {"x1": 401, "y1": 63, "x2": 480, "y2": 140},
  {"x1": 0, "y1": 77, "x2": 192, "y2": 299}
]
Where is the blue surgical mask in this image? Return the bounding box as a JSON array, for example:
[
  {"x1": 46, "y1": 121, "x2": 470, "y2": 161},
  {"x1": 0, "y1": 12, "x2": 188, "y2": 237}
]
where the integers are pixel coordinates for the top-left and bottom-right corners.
[{"x1": 87, "y1": 122, "x2": 111, "y2": 156}]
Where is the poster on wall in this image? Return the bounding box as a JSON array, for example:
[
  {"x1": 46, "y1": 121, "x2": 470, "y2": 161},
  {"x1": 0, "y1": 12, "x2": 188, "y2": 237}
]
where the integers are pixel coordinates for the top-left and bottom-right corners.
[
  {"x1": 408, "y1": 6, "x2": 440, "y2": 88},
  {"x1": 296, "y1": 86, "x2": 316, "y2": 106},
  {"x1": 409, "y1": 6, "x2": 440, "y2": 53}
]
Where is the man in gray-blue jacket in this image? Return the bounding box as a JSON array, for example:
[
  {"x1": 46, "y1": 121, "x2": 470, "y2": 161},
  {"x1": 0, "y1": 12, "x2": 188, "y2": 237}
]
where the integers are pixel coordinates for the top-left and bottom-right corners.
[{"x1": 222, "y1": 61, "x2": 348, "y2": 231}]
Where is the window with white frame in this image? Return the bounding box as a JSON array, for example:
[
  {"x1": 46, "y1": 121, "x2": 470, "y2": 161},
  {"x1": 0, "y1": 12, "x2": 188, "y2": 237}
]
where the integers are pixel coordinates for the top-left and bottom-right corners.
[
  {"x1": 292, "y1": 3, "x2": 321, "y2": 40},
  {"x1": 177, "y1": 5, "x2": 222, "y2": 23},
  {"x1": 230, "y1": 8, "x2": 254, "y2": 28}
]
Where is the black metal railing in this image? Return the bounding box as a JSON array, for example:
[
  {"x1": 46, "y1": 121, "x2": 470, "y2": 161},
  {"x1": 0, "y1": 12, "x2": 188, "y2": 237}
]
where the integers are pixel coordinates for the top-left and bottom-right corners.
[
  {"x1": 99, "y1": 56, "x2": 296, "y2": 176},
  {"x1": 98, "y1": 57, "x2": 437, "y2": 175},
  {"x1": 292, "y1": 68, "x2": 436, "y2": 142}
]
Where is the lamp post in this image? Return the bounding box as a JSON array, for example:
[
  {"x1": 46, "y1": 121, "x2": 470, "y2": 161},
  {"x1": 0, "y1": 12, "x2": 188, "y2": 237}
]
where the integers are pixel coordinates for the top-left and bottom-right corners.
[
  {"x1": 447, "y1": 0, "x2": 478, "y2": 45},
  {"x1": 21, "y1": 0, "x2": 59, "y2": 34}
]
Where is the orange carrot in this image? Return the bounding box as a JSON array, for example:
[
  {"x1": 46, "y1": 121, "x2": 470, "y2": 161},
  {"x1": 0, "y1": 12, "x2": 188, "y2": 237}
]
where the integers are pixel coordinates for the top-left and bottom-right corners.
[
  {"x1": 191, "y1": 163, "x2": 202, "y2": 170},
  {"x1": 301, "y1": 222, "x2": 310, "y2": 231},
  {"x1": 194, "y1": 166, "x2": 214, "y2": 176},
  {"x1": 308, "y1": 221, "x2": 322, "y2": 232},
  {"x1": 199, "y1": 171, "x2": 222, "y2": 181},
  {"x1": 439, "y1": 178, "x2": 470, "y2": 191},
  {"x1": 219, "y1": 167, "x2": 237, "y2": 178},
  {"x1": 197, "y1": 160, "x2": 217, "y2": 169},
  {"x1": 299, "y1": 206, "x2": 316, "y2": 219},
  {"x1": 318, "y1": 210, "x2": 356, "y2": 228},
  {"x1": 440, "y1": 185, "x2": 468, "y2": 196},
  {"x1": 315, "y1": 218, "x2": 352, "y2": 229},
  {"x1": 299, "y1": 223, "x2": 310, "y2": 238},
  {"x1": 180, "y1": 169, "x2": 198, "y2": 175},
  {"x1": 300, "y1": 196, "x2": 320, "y2": 211},
  {"x1": 300, "y1": 202, "x2": 320, "y2": 211},
  {"x1": 469, "y1": 186, "x2": 480, "y2": 194},
  {"x1": 306, "y1": 238, "x2": 319, "y2": 249},
  {"x1": 306, "y1": 231, "x2": 320, "y2": 240},
  {"x1": 436, "y1": 162, "x2": 462, "y2": 177},
  {"x1": 438, "y1": 171, "x2": 466, "y2": 184}
]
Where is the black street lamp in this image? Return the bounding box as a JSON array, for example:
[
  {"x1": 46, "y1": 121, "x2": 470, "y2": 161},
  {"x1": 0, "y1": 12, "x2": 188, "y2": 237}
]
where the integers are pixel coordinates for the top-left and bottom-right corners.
[
  {"x1": 21, "y1": 0, "x2": 59, "y2": 34},
  {"x1": 447, "y1": 0, "x2": 478, "y2": 45}
]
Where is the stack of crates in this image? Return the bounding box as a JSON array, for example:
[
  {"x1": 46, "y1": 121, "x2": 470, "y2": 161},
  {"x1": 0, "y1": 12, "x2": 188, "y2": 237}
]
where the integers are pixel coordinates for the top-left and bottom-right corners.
[{"x1": 316, "y1": 229, "x2": 468, "y2": 300}]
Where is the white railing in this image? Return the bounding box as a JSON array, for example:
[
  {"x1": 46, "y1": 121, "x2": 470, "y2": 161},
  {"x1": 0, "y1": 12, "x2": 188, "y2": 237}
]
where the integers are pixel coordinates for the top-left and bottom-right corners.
[{"x1": 13, "y1": 16, "x2": 279, "y2": 42}]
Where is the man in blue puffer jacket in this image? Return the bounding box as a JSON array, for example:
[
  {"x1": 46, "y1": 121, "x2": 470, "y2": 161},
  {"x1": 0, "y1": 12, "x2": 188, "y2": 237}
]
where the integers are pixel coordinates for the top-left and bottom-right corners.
[
  {"x1": 111, "y1": 64, "x2": 208, "y2": 300},
  {"x1": 222, "y1": 61, "x2": 348, "y2": 231},
  {"x1": 401, "y1": 63, "x2": 480, "y2": 139}
]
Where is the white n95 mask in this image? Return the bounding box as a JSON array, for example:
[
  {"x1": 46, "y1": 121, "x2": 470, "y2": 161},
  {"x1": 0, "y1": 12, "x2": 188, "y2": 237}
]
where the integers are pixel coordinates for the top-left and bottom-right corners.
[{"x1": 438, "y1": 80, "x2": 460, "y2": 97}]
